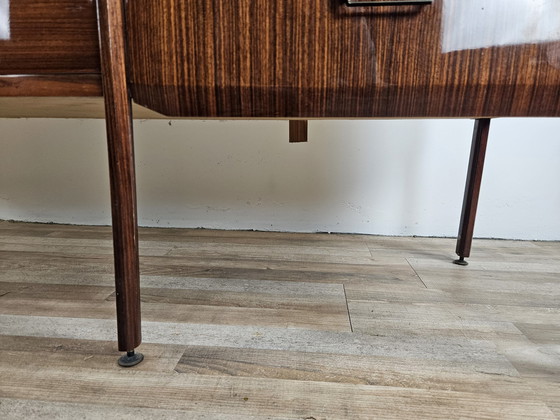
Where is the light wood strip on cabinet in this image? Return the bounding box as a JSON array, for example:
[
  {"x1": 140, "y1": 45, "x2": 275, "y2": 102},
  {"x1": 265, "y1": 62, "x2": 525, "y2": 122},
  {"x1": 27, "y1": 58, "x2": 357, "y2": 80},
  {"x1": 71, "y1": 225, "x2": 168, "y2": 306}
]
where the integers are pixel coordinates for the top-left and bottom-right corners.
[{"x1": 0, "y1": 97, "x2": 165, "y2": 119}]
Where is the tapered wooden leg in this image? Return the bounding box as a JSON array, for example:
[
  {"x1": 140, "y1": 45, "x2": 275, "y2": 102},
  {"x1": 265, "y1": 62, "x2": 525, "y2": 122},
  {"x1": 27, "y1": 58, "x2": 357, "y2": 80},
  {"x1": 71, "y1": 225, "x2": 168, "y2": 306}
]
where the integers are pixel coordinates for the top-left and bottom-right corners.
[
  {"x1": 454, "y1": 119, "x2": 491, "y2": 266},
  {"x1": 96, "y1": 0, "x2": 143, "y2": 366}
]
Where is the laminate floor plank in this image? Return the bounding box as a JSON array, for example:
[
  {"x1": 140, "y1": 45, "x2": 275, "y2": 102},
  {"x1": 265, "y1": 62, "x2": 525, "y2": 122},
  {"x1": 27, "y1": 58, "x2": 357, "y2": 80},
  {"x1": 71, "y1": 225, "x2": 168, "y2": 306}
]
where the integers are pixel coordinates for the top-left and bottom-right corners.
[
  {"x1": 0, "y1": 238, "x2": 173, "y2": 257},
  {"x1": 1, "y1": 221, "x2": 559, "y2": 419},
  {"x1": 166, "y1": 243, "x2": 374, "y2": 265},
  {"x1": 0, "y1": 250, "x2": 114, "y2": 274},
  {"x1": 137, "y1": 265, "x2": 422, "y2": 290},
  {"x1": 1, "y1": 277, "x2": 347, "y2": 311},
  {"x1": 368, "y1": 238, "x2": 557, "y2": 266},
  {"x1": 0, "y1": 282, "x2": 114, "y2": 301},
  {"x1": 134, "y1": 227, "x2": 368, "y2": 245},
  {"x1": 408, "y1": 256, "x2": 560, "y2": 274},
  {"x1": 0, "y1": 232, "x2": 373, "y2": 260},
  {"x1": 0, "y1": 221, "x2": 365, "y2": 245},
  {"x1": 409, "y1": 265, "x2": 560, "y2": 293},
  {"x1": 347, "y1": 300, "x2": 530, "y2": 346},
  {"x1": 515, "y1": 323, "x2": 560, "y2": 345},
  {"x1": 0, "y1": 270, "x2": 116, "y2": 286},
  {"x1": 0, "y1": 222, "x2": 113, "y2": 241},
  {"x1": 0, "y1": 281, "x2": 29, "y2": 297},
  {"x1": 141, "y1": 254, "x2": 412, "y2": 272},
  {"x1": 0, "y1": 298, "x2": 351, "y2": 332},
  {"x1": 0, "y1": 250, "x2": 422, "y2": 287},
  {"x1": 0, "y1": 261, "x2": 420, "y2": 288},
  {"x1": 502, "y1": 343, "x2": 560, "y2": 378},
  {"x1": 365, "y1": 237, "x2": 458, "y2": 259},
  {"x1": 533, "y1": 241, "x2": 560, "y2": 252},
  {"x1": 0, "y1": 365, "x2": 554, "y2": 420},
  {"x1": 0, "y1": 335, "x2": 185, "y2": 373},
  {"x1": 0, "y1": 315, "x2": 518, "y2": 374},
  {"x1": 347, "y1": 300, "x2": 560, "y2": 328},
  {"x1": 524, "y1": 379, "x2": 560, "y2": 418},
  {"x1": 344, "y1": 283, "x2": 452, "y2": 304},
  {"x1": 0, "y1": 270, "x2": 351, "y2": 293},
  {"x1": 175, "y1": 345, "x2": 532, "y2": 397},
  {"x1": 136, "y1": 285, "x2": 347, "y2": 311},
  {"x1": 0, "y1": 398, "x2": 276, "y2": 420},
  {"x1": 139, "y1": 256, "x2": 423, "y2": 286}
]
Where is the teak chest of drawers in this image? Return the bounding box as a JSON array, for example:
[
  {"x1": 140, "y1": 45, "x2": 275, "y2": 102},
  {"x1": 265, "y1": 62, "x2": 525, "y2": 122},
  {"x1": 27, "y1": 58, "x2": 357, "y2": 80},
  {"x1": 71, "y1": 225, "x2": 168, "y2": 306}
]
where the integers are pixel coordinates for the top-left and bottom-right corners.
[{"x1": 1, "y1": 0, "x2": 559, "y2": 366}]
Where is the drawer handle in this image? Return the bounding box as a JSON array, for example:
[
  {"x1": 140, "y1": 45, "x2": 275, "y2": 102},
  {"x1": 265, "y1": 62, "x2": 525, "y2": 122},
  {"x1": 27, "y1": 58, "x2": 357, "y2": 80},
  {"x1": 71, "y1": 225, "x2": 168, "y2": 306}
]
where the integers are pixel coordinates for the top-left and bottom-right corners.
[{"x1": 345, "y1": 0, "x2": 432, "y2": 6}]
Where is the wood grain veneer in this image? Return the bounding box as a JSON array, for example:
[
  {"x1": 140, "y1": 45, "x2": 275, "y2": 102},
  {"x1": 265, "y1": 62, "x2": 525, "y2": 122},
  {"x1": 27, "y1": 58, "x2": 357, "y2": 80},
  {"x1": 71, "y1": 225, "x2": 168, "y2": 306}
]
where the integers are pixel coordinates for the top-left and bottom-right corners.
[
  {"x1": 289, "y1": 120, "x2": 308, "y2": 143},
  {"x1": 126, "y1": 0, "x2": 560, "y2": 118},
  {"x1": 0, "y1": 75, "x2": 102, "y2": 97},
  {"x1": 455, "y1": 119, "x2": 490, "y2": 262},
  {"x1": 0, "y1": 97, "x2": 192, "y2": 118},
  {"x1": 0, "y1": 0, "x2": 100, "y2": 74},
  {"x1": 97, "y1": 0, "x2": 142, "y2": 352}
]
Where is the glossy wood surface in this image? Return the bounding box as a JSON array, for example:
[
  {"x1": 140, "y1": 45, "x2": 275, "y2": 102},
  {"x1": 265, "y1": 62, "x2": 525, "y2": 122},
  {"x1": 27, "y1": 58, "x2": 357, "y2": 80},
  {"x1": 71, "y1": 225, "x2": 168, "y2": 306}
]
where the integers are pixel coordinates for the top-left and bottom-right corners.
[
  {"x1": 0, "y1": 75, "x2": 102, "y2": 97},
  {"x1": 0, "y1": 0, "x2": 100, "y2": 74},
  {"x1": 0, "y1": 97, "x2": 166, "y2": 119},
  {"x1": 97, "y1": 0, "x2": 142, "y2": 352},
  {"x1": 126, "y1": 0, "x2": 560, "y2": 118},
  {"x1": 456, "y1": 119, "x2": 490, "y2": 262},
  {"x1": 289, "y1": 120, "x2": 308, "y2": 143}
]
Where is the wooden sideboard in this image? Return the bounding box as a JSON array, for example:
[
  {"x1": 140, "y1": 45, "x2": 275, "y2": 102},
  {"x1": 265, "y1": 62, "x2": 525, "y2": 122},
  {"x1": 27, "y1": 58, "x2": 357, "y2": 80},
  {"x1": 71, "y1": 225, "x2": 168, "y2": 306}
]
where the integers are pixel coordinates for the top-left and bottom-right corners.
[
  {"x1": 1, "y1": 0, "x2": 559, "y2": 366},
  {"x1": 126, "y1": 0, "x2": 560, "y2": 118}
]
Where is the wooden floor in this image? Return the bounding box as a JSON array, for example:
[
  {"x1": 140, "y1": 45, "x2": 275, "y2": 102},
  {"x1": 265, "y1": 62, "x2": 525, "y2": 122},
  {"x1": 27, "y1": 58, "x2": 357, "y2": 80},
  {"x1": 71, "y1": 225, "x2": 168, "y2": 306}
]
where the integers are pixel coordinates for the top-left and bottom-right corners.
[{"x1": 0, "y1": 220, "x2": 558, "y2": 419}]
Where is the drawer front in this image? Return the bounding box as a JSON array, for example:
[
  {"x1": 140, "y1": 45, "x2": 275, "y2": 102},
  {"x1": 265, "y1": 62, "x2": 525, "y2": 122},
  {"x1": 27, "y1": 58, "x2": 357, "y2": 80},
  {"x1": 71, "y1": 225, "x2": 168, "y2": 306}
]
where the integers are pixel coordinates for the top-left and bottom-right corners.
[
  {"x1": 0, "y1": 0, "x2": 100, "y2": 74},
  {"x1": 126, "y1": 0, "x2": 560, "y2": 118}
]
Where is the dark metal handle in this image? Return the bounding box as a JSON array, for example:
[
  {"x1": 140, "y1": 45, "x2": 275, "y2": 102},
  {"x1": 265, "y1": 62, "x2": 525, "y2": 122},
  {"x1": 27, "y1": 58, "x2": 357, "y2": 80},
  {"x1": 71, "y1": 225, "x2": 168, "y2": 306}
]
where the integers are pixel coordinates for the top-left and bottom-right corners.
[{"x1": 345, "y1": 0, "x2": 432, "y2": 6}]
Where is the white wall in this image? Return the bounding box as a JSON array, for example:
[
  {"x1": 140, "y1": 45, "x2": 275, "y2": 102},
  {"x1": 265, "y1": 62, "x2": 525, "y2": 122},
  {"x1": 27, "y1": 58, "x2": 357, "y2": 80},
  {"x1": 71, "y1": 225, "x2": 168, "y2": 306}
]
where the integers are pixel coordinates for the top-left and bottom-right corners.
[{"x1": 1, "y1": 118, "x2": 559, "y2": 240}]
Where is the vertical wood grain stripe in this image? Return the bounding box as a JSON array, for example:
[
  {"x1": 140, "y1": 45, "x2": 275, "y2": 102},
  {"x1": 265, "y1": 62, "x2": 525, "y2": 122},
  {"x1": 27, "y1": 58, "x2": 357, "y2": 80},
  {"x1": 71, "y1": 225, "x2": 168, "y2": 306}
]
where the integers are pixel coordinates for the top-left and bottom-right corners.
[
  {"x1": 97, "y1": 0, "x2": 142, "y2": 351},
  {"x1": 126, "y1": 0, "x2": 560, "y2": 118}
]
